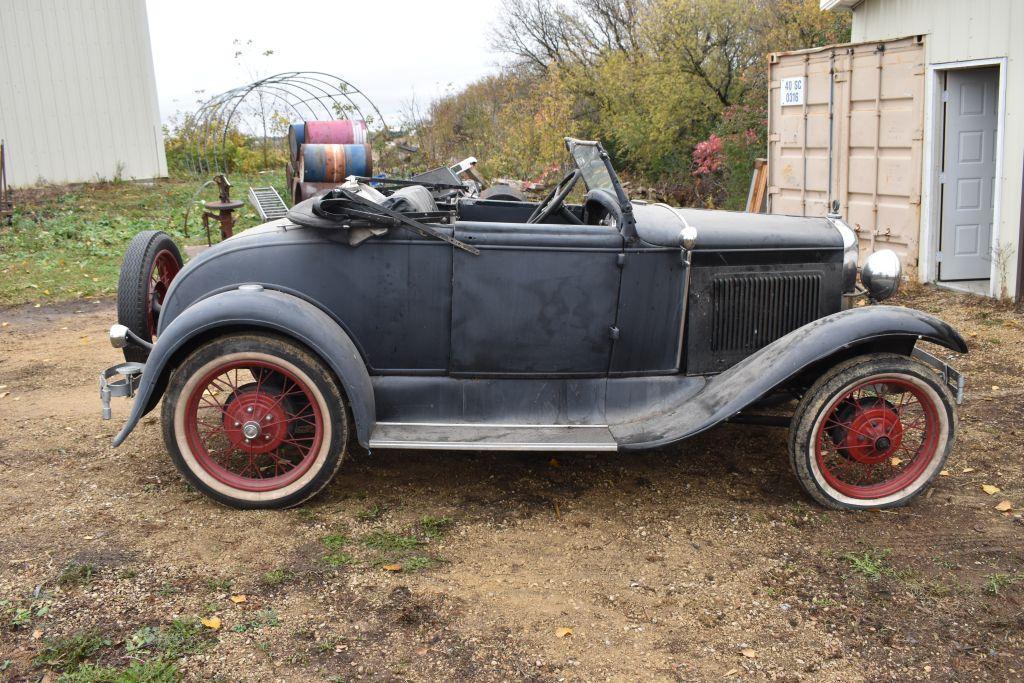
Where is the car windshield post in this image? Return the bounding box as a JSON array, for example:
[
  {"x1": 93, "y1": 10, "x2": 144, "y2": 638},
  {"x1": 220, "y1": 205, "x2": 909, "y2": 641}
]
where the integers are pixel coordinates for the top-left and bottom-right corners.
[{"x1": 565, "y1": 138, "x2": 637, "y2": 241}]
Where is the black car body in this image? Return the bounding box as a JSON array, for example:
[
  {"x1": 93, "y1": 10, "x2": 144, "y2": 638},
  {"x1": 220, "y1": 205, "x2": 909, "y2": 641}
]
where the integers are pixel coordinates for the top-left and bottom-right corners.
[{"x1": 100, "y1": 139, "x2": 967, "y2": 510}]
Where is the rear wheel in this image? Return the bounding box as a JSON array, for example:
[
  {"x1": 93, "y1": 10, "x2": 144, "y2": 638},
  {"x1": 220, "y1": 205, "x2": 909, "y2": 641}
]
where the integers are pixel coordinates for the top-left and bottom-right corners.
[
  {"x1": 789, "y1": 353, "x2": 956, "y2": 510},
  {"x1": 117, "y1": 231, "x2": 183, "y2": 362},
  {"x1": 162, "y1": 334, "x2": 348, "y2": 509}
]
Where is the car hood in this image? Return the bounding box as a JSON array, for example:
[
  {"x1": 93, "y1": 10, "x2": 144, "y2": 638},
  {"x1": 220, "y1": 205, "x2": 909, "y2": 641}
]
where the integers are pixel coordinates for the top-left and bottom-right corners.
[{"x1": 631, "y1": 202, "x2": 843, "y2": 251}]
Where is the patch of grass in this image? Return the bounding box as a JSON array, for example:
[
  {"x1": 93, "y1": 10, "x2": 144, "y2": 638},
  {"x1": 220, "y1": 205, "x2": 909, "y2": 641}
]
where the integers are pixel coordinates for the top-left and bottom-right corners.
[
  {"x1": 4, "y1": 598, "x2": 50, "y2": 629},
  {"x1": 230, "y1": 609, "x2": 280, "y2": 634},
  {"x1": 322, "y1": 533, "x2": 351, "y2": 550},
  {"x1": 844, "y1": 549, "x2": 891, "y2": 580},
  {"x1": 323, "y1": 552, "x2": 356, "y2": 568},
  {"x1": 361, "y1": 531, "x2": 423, "y2": 553},
  {"x1": 125, "y1": 619, "x2": 209, "y2": 660},
  {"x1": 204, "y1": 577, "x2": 232, "y2": 593},
  {"x1": 984, "y1": 572, "x2": 1022, "y2": 595},
  {"x1": 260, "y1": 569, "x2": 293, "y2": 588},
  {"x1": 401, "y1": 556, "x2": 439, "y2": 572},
  {"x1": 356, "y1": 504, "x2": 387, "y2": 522},
  {"x1": 0, "y1": 173, "x2": 287, "y2": 306},
  {"x1": 33, "y1": 629, "x2": 111, "y2": 672},
  {"x1": 419, "y1": 515, "x2": 454, "y2": 539},
  {"x1": 57, "y1": 659, "x2": 179, "y2": 682},
  {"x1": 57, "y1": 562, "x2": 96, "y2": 588}
]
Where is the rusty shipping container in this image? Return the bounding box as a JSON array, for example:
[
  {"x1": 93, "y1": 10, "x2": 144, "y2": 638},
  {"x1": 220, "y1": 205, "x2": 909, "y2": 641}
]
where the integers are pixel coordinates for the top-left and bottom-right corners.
[{"x1": 768, "y1": 35, "x2": 926, "y2": 271}]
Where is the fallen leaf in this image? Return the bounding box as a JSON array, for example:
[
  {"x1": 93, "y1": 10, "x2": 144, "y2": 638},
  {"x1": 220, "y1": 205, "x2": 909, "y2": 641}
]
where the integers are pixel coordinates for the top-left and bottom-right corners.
[
  {"x1": 32, "y1": 628, "x2": 43, "y2": 639},
  {"x1": 724, "y1": 669, "x2": 739, "y2": 677},
  {"x1": 741, "y1": 648, "x2": 757, "y2": 658},
  {"x1": 548, "y1": 457, "x2": 560, "y2": 468},
  {"x1": 0, "y1": 392, "x2": 9, "y2": 399},
  {"x1": 962, "y1": 467, "x2": 976, "y2": 474},
  {"x1": 200, "y1": 616, "x2": 221, "y2": 630},
  {"x1": 995, "y1": 500, "x2": 1013, "y2": 512},
  {"x1": 555, "y1": 627, "x2": 573, "y2": 638},
  {"x1": 992, "y1": 385, "x2": 1000, "y2": 391},
  {"x1": 890, "y1": 456, "x2": 903, "y2": 467},
  {"x1": 940, "y1": 470, "x2": 951, "y2": 477},
  {"x1": 229, "y1": 594, "x2": 247, "y2": 603},
  {"x1": 982, "y1": 484, "x2": 1001, "y2": 495},
  {"x1": 415, "y1": 647, "x2": 428, "y2": 656},
  {"x1": 382, "y1": 564, "x2": 402, "y2": 572}
]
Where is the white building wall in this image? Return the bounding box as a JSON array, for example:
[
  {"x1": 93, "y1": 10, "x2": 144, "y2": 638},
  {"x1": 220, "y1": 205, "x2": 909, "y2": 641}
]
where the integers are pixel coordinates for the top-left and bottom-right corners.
[
  {"x1": 0, "y1": 0, "x2": 167, "y2": 186},
  {"x1": 848, "y1": 0, "x2": 1023, "y2": 298}
]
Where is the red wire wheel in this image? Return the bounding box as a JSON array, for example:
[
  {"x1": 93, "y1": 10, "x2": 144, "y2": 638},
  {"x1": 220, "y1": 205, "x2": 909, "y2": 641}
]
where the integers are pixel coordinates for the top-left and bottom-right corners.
[
  {"x1": 789, "y1": 354, "x2": 957, "y2": 510},
  {"x1": 815, "y1": 376, "x2": 940, "y2": 499},
  {"x1": 183, "y1": 359, "x2": 324, "y2": 492},
  {"x1": 146, "y1": 249, "x2": 181, "y2": 338}
]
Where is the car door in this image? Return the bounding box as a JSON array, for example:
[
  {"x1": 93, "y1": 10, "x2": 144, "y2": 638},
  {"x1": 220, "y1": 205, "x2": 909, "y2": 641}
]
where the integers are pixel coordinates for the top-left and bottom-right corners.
[{"x1": 449, "y1": 221, "x2": 623, "y2": 375}]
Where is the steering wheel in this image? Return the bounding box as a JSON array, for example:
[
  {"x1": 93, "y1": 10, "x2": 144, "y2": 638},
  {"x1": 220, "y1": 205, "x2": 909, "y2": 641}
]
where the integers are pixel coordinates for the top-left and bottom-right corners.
[{"x1": 527, "y1": 169, "x2": 582, "y2": 224}]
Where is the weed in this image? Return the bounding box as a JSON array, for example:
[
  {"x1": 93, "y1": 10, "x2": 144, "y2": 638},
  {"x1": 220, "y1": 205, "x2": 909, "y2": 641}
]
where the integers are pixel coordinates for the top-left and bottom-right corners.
[
  {"x1": 361, "y1": 531, "x2": 422, "y2": 553},
  {"x1": 57, "y1": 562, "x2": 96, "y2": 588},
  {"x1": 126, "y1": 619, "x2": 209, "y2": 660},
  {"x1": 419, "y1": 515, "x2": 454, "y2": 539},
  {"x1": 205, "y1": 577, "x2": 232, "y2": 593},
  {"x1": 401, "y1": 556, "x2": 437, "y2": 572},
  {"x1": 230, "y1": 609, "x2": 281, "y2": 633},
  {"x1": 323, "y1": 552, "x2": 356, "y2": 568},
  {"x1": 356, "y1": 504, "x2": 387, "y2": 522},
  {"x1": 261, "y1": 569, "x2": 293, "y2": 587},
  {"x1": 58, "y1": 659, "x2": 179, "y2": 682},
  {"x1": 33, "y1": 629, "x2": 110, "y2": 671},
  {"x1": 844, "y1": 549, "x2": 890, "y2": 580},
  {"x1": 322, "y1": 533, "x2": 351, "y2": 550},
  {"x1": 156, "y1": 583, "x2": 179, "y2": 597},
  {"x1": 984, "y1": 573, "x2": 1021, "y2": 595}
]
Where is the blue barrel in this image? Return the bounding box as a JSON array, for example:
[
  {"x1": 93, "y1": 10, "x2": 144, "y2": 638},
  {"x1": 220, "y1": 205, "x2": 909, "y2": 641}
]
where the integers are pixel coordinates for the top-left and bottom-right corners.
[
  {"x1": 288, "y1": 123, "x2": 305, "y2": 161},
  {"x1": 301, "y1": 143, "x2": 372, "y2": 182}
]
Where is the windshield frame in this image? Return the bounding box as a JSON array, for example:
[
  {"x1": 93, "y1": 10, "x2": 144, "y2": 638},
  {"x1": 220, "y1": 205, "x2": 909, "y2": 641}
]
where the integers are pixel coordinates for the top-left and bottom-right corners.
[{"x1": 564, "y1": 137, "x2": 637, "y2": 240}]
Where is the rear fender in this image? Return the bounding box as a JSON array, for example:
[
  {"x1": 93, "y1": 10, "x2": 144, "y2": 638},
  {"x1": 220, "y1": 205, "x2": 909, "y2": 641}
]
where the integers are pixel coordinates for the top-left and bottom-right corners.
[
  {"x1": 111, "y1": 287, "x2": 374, "y2": 447},
  {"x1": 612, "y1": 305, "x2": 967, "y2": 449}
]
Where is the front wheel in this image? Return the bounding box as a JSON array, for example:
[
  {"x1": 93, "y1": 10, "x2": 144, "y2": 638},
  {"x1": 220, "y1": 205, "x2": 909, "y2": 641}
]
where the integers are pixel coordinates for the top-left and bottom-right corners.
[
  {"x1": 789, "y1": 353, "x2": 957, "y2": 510},
  {"x1": 162, "y1": 334, "x2": 348, "y2": 509}
]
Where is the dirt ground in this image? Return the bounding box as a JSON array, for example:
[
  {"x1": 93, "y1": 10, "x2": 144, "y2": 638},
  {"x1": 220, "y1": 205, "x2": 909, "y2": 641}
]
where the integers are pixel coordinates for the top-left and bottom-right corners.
[{"x1": 1, "y1": 284, "x2": 1022, "y2": 682}]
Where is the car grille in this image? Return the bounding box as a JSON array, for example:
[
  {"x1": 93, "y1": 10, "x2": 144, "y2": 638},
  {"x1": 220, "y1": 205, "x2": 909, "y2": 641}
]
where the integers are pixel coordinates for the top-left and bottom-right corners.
[{"x1": 709, "y1": 272, "x2": 821, "y2": 353}]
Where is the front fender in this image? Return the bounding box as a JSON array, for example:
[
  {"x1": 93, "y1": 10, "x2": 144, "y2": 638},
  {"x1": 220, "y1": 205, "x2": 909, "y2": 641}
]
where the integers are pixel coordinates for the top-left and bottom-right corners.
[
  {"x1": 612, "y1": 305, "x2": 967, "y2": 449},
  {"x1": 111, "y1": 287, "x2": 375, "y2": 448}
]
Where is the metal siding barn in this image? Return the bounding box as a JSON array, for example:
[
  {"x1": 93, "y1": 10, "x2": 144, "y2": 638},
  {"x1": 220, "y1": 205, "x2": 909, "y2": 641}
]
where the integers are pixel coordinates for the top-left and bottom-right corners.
[
  {"x1": 805, "y1": 0, "x2": 1024, "y2": 300},
  {"x1": 0, "y1": 0, "x2": 167, "y2": 187}
]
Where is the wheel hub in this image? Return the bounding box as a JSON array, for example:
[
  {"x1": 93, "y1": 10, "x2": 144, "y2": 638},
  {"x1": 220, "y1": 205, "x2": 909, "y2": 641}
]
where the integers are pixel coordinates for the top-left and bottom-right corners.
[
  {"x1": 223, "y1": 387, "x2": 288, "y2": 453},
  {"x1": 838, "y1": 404, "x2": 904, "y2": 465}
]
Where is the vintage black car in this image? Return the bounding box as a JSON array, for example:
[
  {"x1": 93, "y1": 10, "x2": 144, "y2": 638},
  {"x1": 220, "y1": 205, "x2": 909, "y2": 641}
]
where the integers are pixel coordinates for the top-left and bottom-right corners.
[{"x1": 99, "y1": 139, "x2": 966, "y2": 511}]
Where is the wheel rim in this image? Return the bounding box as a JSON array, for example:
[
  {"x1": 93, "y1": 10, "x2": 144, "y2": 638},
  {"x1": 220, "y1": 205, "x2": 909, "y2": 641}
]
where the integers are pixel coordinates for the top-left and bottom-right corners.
[
  {"x1": 183, "y1": 359, "x2": 324, "y2": 492},
  {"x1": 815, "y1": 375, "x2": 941, "y2": 499},
  {"x1": 147, "y1": 249, "x2": 180, "y2": 338}
]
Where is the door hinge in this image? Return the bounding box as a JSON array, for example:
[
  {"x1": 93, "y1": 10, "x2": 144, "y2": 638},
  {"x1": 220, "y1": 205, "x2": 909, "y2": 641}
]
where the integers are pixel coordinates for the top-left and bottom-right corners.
[
  {"x1": 616, "y1": 253, "x2": 625, "y2": 268},
  {"x1": 938, "y1": 172, "x2": 946, "y2": 185},
  {"x1": 935, "y1": 251, "x2": 944, "y2": 263},
  {"x1": 942, "y1": 90, "x2": 949, "y2": 102},
  {"x1": 609, "y1": 326, "x2": 620, "y2": 341}
]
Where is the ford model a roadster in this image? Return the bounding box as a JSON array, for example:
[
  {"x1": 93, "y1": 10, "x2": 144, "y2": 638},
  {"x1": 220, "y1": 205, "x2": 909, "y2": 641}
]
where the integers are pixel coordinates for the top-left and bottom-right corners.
[{"x1": 100, "y1": 139, "x2": 966, "y2": 510}]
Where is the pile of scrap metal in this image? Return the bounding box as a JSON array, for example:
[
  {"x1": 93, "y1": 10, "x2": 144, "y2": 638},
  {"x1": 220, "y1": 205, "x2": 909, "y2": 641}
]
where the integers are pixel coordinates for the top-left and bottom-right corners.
[{"x1": 285, "y1": 119, "x2": 527, "y2": 206}]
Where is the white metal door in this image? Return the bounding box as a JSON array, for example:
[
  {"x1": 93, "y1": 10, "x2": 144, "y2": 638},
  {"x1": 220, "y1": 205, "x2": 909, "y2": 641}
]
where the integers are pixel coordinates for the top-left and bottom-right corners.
[{"x1": 939, "y1": 67, "x2": 999, "y2": 281}]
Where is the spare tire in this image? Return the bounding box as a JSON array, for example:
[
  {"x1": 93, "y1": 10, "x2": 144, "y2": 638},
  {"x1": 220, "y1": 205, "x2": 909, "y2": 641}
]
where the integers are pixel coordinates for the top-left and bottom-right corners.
[
  {"x1": 116, "y1": 231, "x2": 183, "y2": 363},
  {"x1": 480, "y1": 184, "x2": 526, "y2": 202}
]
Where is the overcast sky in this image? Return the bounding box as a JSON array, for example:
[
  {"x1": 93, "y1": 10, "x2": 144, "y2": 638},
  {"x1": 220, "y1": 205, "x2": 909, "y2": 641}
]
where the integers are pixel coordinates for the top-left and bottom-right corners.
[{"x1": 146, "y1": 0, "x2": 507, "y2": 126}]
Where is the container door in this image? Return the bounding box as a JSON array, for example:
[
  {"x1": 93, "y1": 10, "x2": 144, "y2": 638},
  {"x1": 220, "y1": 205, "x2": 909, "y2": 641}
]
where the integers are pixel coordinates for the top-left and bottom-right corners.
[{"x1": 938, "y1": 67, "x2": 999, "y2": 281}]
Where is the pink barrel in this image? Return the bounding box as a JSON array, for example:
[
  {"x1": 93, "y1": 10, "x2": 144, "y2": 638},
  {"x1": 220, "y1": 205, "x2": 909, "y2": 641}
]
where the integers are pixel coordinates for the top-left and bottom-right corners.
[{"x1": 303, "y1": 119, "x2": 368, "y2": 146}]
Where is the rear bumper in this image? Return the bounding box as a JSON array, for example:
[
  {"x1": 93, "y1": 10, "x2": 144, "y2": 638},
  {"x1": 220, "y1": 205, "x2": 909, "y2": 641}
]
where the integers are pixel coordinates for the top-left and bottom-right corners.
[
  {"x1": 99, "y1": 362, "x2": 144, "y2": 420},
  {"x1": 912, "y1": 347, "x2": 965, "y2": 404}
]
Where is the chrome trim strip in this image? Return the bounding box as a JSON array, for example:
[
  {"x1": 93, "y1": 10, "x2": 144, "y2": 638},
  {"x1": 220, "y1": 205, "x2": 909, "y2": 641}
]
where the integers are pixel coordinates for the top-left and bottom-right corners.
[
  {"x1": 373, "y1": 421, "x2": 610, "y2": 429},
  {"x1": 368, "y1": 440, "x2": 618, "y2": 451}
]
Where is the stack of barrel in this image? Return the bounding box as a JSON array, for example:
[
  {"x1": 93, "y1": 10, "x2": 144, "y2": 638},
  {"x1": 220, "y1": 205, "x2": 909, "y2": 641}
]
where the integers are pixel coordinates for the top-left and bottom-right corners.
[{"x1": 287, "y1": 119, "x2": 372, "y2": 204}]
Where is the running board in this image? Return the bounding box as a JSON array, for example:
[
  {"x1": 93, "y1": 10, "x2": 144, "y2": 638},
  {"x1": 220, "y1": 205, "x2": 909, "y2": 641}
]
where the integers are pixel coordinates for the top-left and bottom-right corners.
[{"x1": 368, "y1": 422, "x2": 618, "y2": 451}]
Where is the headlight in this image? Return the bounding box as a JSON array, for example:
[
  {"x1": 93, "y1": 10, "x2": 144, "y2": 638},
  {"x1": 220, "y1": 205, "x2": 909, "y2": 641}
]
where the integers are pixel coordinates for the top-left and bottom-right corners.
[
  {"x1": 830, "y1": 216, "x2": 859, "y2": 293},
  {"x1": 861, "y1": 249, "x2": 902, "y2": 302}
]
